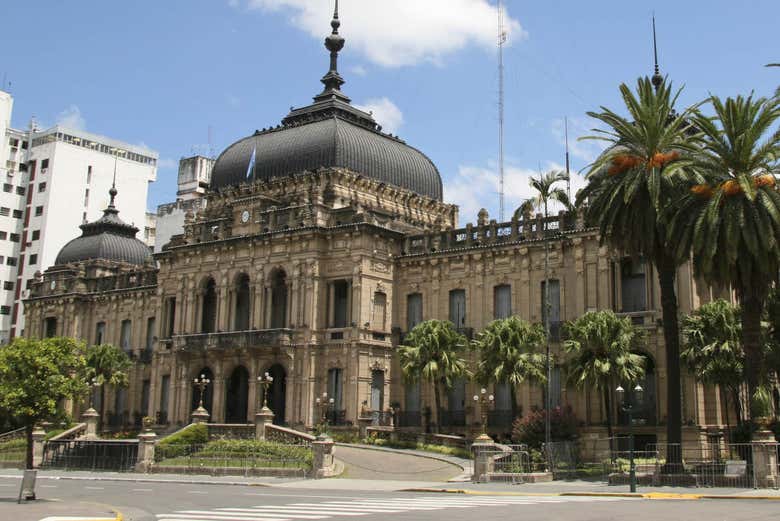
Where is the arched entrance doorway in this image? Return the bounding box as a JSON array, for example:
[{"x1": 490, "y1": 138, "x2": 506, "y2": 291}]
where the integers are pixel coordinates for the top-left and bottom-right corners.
[
  {"x1": 191, "y1": 367, "x2": 214, "y2": 415},
  {"x1": 225, "y1": 366, "x2": 249, "y2": 423},
  {"x1": 265, "y1": 364, "x2": 287, "y2": 425}
]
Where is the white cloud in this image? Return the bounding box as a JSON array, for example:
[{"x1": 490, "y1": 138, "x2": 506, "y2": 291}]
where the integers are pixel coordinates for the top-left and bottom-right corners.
[
  {"x1": 157, "y1": 158, "x2": 179, "y2": 170},
  {"x1": 350, "y1": 64, "x2": 367, "y2": 76},
  {"x1": 551, "y1": 117, "x2": 608, "y2": 166},
  {"x1": 240, "y1": 0, "x2": 526, "y2": 67},
  {"x1": 445, "y1": 160, "x2": 586, "y2": 226},
  {"x1": 354, "y1": 97, "x2": 403, "y2": 134},
  {"x1": 56, "y1": 105, "x2": 86, "y2": 130}
]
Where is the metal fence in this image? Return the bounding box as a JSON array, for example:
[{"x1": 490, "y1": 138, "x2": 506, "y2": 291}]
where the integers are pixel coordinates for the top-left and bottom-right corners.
[
  {"x1": 152, "y1": 443, "x2": 310, "y2": 478},
  {"x1": 484, "y1": 444, "x2": 534, "y2": 483},
  {"x1": 41, "y1": 440, "x2": 139, "y2": 471}
]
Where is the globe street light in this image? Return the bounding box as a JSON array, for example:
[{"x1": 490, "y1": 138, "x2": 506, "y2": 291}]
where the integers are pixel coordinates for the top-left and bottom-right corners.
[
  {"x1": 315, "y1": 392, "x2": 334, "y2": 432},
  {"x1": 616, "y1": 384, "x2": 644, "y2": 493},
  {"x1": 88, "y1": 377, "x2": 100, "y2": 410},
  {"x1": 257, "y1": 372, "x2": 274, "y2": 410},
  {"x1": 473, "y1": 387, "x2": 495, "y2": 442},
  {"x1": 193, "y1": 374, "x2": 211, "y2": 411}
]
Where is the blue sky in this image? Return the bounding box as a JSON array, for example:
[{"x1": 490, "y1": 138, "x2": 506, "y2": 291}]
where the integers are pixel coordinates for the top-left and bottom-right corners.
[{"x1": 2, "y1": 0, "x2": 778, "y2": 223}]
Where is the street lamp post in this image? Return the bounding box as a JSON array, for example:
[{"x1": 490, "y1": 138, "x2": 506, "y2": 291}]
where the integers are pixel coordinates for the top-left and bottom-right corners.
[
  {"x1": 616, "y1": 384, "x2": 644, "y2": 493},
  {"x1": 315, "y1": 392, "x2": 334, "y2": 432},
  {"x1": 88, "y1": 377, "x2": 100, "y2": 410},
  {"x1": 257, "y1": 372, "x2": 274, "y2": 411},
  {"x1": 472, "y1": 388, "x2": 495, "y2": 442},
  {"x1": 193, "y1": 374, "x2": 211, "y2": 410}
]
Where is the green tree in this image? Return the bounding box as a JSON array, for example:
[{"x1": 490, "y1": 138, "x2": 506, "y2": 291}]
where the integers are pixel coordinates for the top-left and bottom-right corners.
[
  {"x1": 472, "y1": 316, "x2": 547, "y2": 418},
  {"x1": 669, "y1": 93, "x2": 780, "y2": 415},
  {"x1": 578, "y1": 77, "x2": 700, "y2": 452},
  {"x1": 681, "y1": 299, "x2": 745, "y2": 428},
  {"x1": 0, "y1": 337, "x2": 87, "y2": 469},
  {"x1": 398, "y1": 320, "x2": 469, "y2": 432},
  {"x1": 765, "y1": 288, "x2": 780, "y2": 382},
  {"x1": 85, "y1": 344, "x2": 132, "y2": 424},
  {"x1": 563, "y1": 310, "x2": 646, "y2": 439}
]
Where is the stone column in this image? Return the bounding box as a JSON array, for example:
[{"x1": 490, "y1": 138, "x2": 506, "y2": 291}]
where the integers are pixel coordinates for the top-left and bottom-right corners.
[
  {"x1": 357, "y1": 416, "x2": 372, "y2": 439},
  {"x1": 471, "y1": 439, "x2": 497, "y2": 482},
  {"x1": 752, "y1": 429, "x2": 779, "y2": 488},
  {"x1": 136, "y1": 431, "x2": 157, "y2": 473},
  {"x1": 82, "y1": 408, "x2": 100, "y2": 440},
  {"x1": 191, "y1": 406, "x2": 210, "y2": 424},
  {"x1": 255, "y1": 407, "x2": 274, "y2": 441},
  {"x1": 32, "y1": 427, "x2": 46, "y2": 468},
  {"x1": 312, "y1": 436, "x2": 336, "y2": 479}
]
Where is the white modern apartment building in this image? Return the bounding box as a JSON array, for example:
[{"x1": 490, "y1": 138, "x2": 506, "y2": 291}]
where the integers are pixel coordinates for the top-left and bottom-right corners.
[{"x1": 0, "y1": 89, "x2": 158, "y2": 341}]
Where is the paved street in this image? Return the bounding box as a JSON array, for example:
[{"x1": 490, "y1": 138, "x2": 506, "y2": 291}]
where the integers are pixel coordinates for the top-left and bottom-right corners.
[
  {"x1": 335, "y1": 445, "x2": 464, "y2": 481},
  {"x1": 1, "y1": 476, "x2": 780, "y2": 521}
]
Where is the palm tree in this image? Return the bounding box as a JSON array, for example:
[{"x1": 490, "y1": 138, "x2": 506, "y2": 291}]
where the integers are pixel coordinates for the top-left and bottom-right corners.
[
  {"x1": 669, "y1": 93, "x2": 780, "y2": 416},
  {"x1": 578, "y1": 77, "x2": 700, "y2": 452},
  {"x1": 398, "y1": 320, "x2": 469, "y2": 432},
  {"x1": 564, "y1": 310, "x2": 646, "y2": 440},
  {"x1": 528, "y1": 169, "x2": 570, "y2": 449},
  {"x1": 85, "y1": 343, "x2": 132, "y2": 425},
  {"x1": 472, "y1": 316, "x2": 547, "y2": 419},
  {"x1": 681, "y1": 300, "x2": 745, "y2": 429}
]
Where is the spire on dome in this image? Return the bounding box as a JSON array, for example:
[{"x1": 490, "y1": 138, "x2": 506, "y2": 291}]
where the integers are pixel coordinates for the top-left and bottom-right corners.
[
  {"x1": 651, "y1": 15, "x2": 663, "y2": 91},
  {"x1": 315, "y1": 0, "x2": 349, "y2": 103},
  {"x1": 108, "y1": 159, "x2": 118, "y2": 209}
]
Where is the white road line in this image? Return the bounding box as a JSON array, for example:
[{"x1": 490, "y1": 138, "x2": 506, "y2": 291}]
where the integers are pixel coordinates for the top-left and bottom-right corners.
[
  {"x1": 133, "y1": 488, "x2": 154, "y2": 492},
  {"x1": 84, "y1": 486, "x2": 104, "y2": 490},
  {"x1": 158, "y1": 515, "x2": 289, "y2": 521},
  {"x1": 187, "y1": 490, "x2": 208, "y2": 494},
  {"x1": 0, "y1": 483, "x2": 15, "y2": 487},
  {"x1": 178, "y1": 511, "x2": 325, "y2": 520},
  {"x1": 287, "y1": 503, "x2": 406, "y2": 513},
  {"x1": 39, "y1": 484, "x2": 58, "y2": 488},
  {"x1": 222, "y1": 508, "x2": 366, "y2": 517}
]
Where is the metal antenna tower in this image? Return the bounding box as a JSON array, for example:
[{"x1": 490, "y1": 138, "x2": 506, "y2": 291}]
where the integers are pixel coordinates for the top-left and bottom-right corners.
[
  {"x1": 498, "y1": 0, "x2": 507, "y2": 221},
  {"x1": 565, "y1": 117, "x2": 571, "y2": 200}
]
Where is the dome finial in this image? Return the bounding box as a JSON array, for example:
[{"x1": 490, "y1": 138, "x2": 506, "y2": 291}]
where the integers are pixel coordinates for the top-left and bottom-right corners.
[
  {"x1": 651, "y1": 15, "x2": 663, "y2": 90},
  {"x1": 109, "y1": 157, "x2": 118, "y2": 208},
  {"x1": 319, "y1": 0, "x2": 346, "y2": 95}
]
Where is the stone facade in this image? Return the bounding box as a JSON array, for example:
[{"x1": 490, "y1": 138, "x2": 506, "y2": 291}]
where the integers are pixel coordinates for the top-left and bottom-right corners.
[{"x1": 24, "y1": 166, "x2": 729, "y2": 443}]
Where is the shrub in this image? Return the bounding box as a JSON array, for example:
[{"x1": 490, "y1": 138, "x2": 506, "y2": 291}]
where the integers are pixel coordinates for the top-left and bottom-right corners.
[
  {"x1": 157, "y1": 423, "x2": 208, "y2": 459},
  {"x1": 199, "y1": 439, "x2": 312, "y2": 465},
  {"x1": 511, "y1": 406, "x2": 580, "y2": 448}
]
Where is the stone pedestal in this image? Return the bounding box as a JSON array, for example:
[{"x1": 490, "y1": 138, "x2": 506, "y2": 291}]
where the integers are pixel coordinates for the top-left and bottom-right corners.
[
  {"x1": 136, "y1": 431, "x2": 157, "y2": 473},
  {"x1": 31, "y1": 427, "x2": 46, "y2": 468},
  {"x1": 312, "y1": 436, "x2": 335, "y2": 479},
  {"x1": 255, "y1": 407, "x2": 274, "y2": 441},
  {"x1": 81, "y1": 408, "x2": 99, "y2": 439},
  {"x1": 471, "y1": 439, "x2": 496, "y2": 482},
  {"x1": 751, "y1": 429, "x2": 779, "y2": 489},
  {"x1": 191, "y1": 406, "x2": 210, "y2": 425},
  {"x1": 357, "y1": 417, "x2": 372, "y2": 440}
]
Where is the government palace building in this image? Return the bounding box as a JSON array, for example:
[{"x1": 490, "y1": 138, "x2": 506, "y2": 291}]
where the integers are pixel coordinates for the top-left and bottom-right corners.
[{"x1": 22, "y1": 8, "x2": 727, "y2": 446}]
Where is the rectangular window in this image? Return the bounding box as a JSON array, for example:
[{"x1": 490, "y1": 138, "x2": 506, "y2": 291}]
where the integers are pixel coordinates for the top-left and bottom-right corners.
[
  {"x1": 449, "y1": 289, "x2": 466, "y2": 329},
  {"x1": 159, "y1": 375, "x2": 170, "y2": 423},
  {"x1": 9, "y1": 138, "x2": 18, "y2": 147},
  {"x1": 145, "y1": 317, "x2": 156, "y2": 352},
  {"x1": 120, "y1": 319, "x2": 132, "y2": 352},
  {"x1": 28, "y1": 254, "x2": 37, "y2": 265},
  {"x1": 541, "y1": 279, "x2": 561, "y2": 341},
  {"x1": 38, "y1": 182, "x2": 46, "y2": 192},
  {"x1": 332, "y1": 280, "x2": 349, "y2": 328},
  {"x1": 0, "y1": 232, "x2": 6, "y2": 240},
  {"x1": 0, "y1": 256, "x2": 4, "y2": 264},
  {"x1": 406, "y1": 293, "x2": 423, "y2": 331},
  {"x1": 9, "y1": 233, "x2": 19, "y2": 243},
  {"x1": 15, "y1": 186, "x2": 25, "y2": 196},
  {"x1": 621, "y1": 259, "x2": 647, "y2": 312},
  {"x1": 87, "y1": 165, "x2": 92, "y2": 184},
  {"x1": 44, "y1": 317, "x2": 57, "y2": 338},
  {"x1": 31, "y1": 230, "x2": 40, "y2": 241},
  {"x1": 3, "y1": 281, "x2": 13, "y2": 290},
  {"x1": 3, "y1": 184, "x2": 12, "y2": 193},
  {"x1": 494, "y1": 284, "x2": 512, "y2": 319},
  {"x1": 19, "y1": 163, "x2": 27, "y2": 173},
  {"x1": 6, "y1": 257, "x2": 16, "y2": 266},
  {"x1": 327, "y1": 368, "x2": 344, "y2": 411},
  {"x1": 12, "y1": 210, "x2": 22, "y2": 219},
  {"x1": 165, "y1": 297, "x2": 176, "y2": 338},
  {"x1": 41, "y1": 159, "x2": 49, "y2": 170},
  {"x1": 141, "y1": 380, "x2": 151, "y2": 418},
  {"x1": 95, "y1": 321, "x2": 106, "y2": 345},
  {"x1": 0, "y1": 207, "x2": 10, "y2": 217},
  {"x1": 21, "y1": 141, "x2": 28, "y2": 150},
  {"x1": 35, "y1": 206, "x2": 43, "y2": 216},
  {"x1": 0, "y1": 306, "x2": 10, "y2": 315}
]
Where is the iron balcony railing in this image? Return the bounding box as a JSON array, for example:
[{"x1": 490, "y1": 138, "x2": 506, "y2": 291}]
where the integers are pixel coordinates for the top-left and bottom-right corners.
[{"x1": 173, "y1": 329, "x2": 294, "y2": 352}]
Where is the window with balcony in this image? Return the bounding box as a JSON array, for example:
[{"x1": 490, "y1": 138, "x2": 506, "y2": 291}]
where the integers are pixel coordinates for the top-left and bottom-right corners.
[
  {"x1": 331, "y1": 279, "x2": 349, "y2": 328},
  {"x1": 234, "y1": 273, "x2": 250, "y2": 331},
  {"x1": 327, "y1": 368, "x2": 343, "y2": 413},
  {"x1": 201, "y1": 278, "x2": 217, "y2": 333},
  {"x1": 270, "y1": 269, "x2": 288, "y2": 329},
  {"x1": 449, "y1": 289, "x2": 466, "y2": 329},
  {"x1": 494, "y1": 284, "x2": 512, "y2": 319}
]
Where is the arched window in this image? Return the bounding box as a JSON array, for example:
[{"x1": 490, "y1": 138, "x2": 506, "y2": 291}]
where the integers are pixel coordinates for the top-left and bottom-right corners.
[
  {"x1": 270, "y1": 269, "x2": 287, "y2": 329},
  {"x1": 234, "y1": 273, "x2": 251, "y2": 331},
  {"x1": 201, "y1": 278, "x2": 217, "y2": 333}
]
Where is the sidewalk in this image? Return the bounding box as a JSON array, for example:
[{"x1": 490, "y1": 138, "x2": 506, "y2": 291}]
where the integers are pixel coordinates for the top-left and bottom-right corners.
[{"x1": 0, "y1": 498, "x2": 121, "y2": 521}]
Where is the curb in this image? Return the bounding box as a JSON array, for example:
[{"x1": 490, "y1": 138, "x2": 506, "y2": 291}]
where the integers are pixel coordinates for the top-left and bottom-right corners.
[
  {"x1": 0, "y1": 474, "x2": 273, "y2": 487},
  {"x1": 400, "y1": 488, "x2": 780, "y2": 500},
  {"x1": 37, "y1": 505, "x2": 123, "y2": 521}
]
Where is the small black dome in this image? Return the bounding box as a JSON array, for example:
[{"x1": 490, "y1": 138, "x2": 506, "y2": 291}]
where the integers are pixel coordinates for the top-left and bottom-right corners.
[{"x1": 55, "y1": 189, "x2": 152, "y2": 266}]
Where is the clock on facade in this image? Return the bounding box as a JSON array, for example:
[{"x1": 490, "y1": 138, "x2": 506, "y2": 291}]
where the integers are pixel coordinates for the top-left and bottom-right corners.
[{"x1": 241, "y1": 210, "x2": 250, "y2": 223}]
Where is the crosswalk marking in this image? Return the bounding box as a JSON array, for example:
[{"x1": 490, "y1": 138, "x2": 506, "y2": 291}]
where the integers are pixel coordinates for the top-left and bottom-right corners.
[{"x1": 156, "y1": 495, "x2": 627, "y2": 521}]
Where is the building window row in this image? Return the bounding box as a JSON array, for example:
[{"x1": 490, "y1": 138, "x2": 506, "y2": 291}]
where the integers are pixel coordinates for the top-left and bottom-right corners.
[{"x1": 31, "y1": 133, "x2": 157, "y2": 166}]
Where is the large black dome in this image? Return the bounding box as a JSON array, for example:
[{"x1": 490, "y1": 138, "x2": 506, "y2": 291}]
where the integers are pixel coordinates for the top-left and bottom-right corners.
[
  {"x1": 209, "y1": 2, "x2": 443, "y2": 201},
  {"x1": 55, "y1": 187, "x2": 152, "y2": 266}
]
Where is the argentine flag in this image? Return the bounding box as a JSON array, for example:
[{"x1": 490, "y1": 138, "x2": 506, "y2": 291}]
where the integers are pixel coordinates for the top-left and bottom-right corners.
[{"x1": 246, "y1": 145, "x2": 257, "y2": 180}]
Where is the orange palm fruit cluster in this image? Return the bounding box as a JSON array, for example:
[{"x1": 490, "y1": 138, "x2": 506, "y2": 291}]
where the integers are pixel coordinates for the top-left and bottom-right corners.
[
  {"x1": 754, "y1": 174, "x2": 776, "y2": 188},
  {"x1": 647, "y1": 151, "x2": 680, "y2": 169},
  {"x1": 722, "y1": 179, "x2": 742, "y2": 196},
  {"x1": 690, "y1": 184, "x2": 714, "y2": 198},
  {"x1": 607, "y1": 154, "x2": 642, "y2": 175}
]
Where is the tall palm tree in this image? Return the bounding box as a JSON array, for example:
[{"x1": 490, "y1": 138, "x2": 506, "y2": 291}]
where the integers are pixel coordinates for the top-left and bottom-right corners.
[
  {"x1": 669, "y1": 93, "x2": 780, "y2": 416},
  {"x1": 398, "y1": 320, "x2": 469, "y2": 432},
  {"x1": 85, "y1": 343, "x2": 132, "y2": 425},
  {"x1": 472, "y1": 316, "x2": 547, "y2": 419},
  {"x1": 681, "y1": 300, "x2": 745, "y2": 429},
  {"x1": 578, "y1": 77, "x2": 700, "y2": 453},
  {"x1": 563, "y1": 310, "x2": 647, "y2": 440},
  {"x1": 528, "y1": 169, "x2": 570, "y2": 449}
]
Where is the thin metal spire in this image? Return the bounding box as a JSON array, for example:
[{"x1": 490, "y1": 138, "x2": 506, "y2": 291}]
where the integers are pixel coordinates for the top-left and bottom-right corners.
[
  {"x1": 652, "y1": 15, "x2": 663, "y2": 90},
  {"x1": 498, "y1": 0, "x2": 507, "y2": 221},
  {"x1": 109, "y1": 157, "x2": 118, "y2": 208},
  {"x1": 318, "y1": 0, "x2": 346, "y2": 96},
  {"x1": 564, "y1": 117, "x2": 571, "y2": 201}
]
